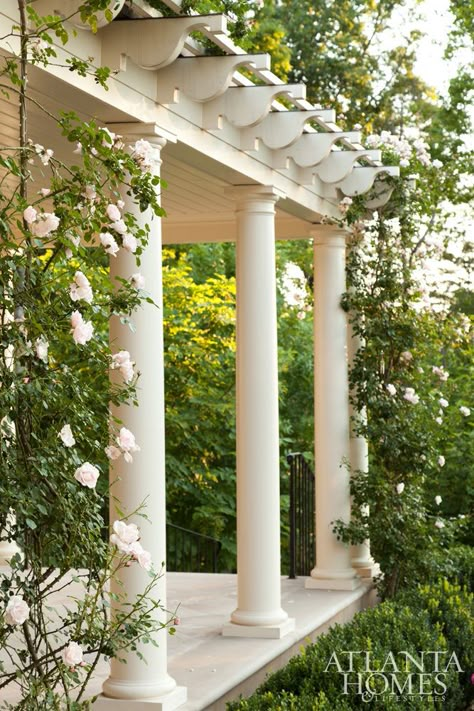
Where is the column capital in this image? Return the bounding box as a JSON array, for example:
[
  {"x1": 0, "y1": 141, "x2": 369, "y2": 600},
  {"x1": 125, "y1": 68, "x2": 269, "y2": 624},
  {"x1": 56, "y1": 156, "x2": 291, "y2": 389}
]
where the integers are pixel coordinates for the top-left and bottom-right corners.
[
  {"x1": 225, "y1": 184, "x2": 285, "y2": 211},
  {"x1": 310, "y1": 222, "x2": 349, "y2": 247}
]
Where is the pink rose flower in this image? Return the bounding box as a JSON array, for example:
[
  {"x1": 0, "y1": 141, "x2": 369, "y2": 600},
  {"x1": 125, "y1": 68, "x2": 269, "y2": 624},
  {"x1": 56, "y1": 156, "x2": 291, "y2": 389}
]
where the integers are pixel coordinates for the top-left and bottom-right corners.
[
  {"x1": 23, "y1": 206, "x2": 37, "y2": 224},
  {"x1": 117, "y1": 427, "x2": 140, "y2": 462},
  {"x1": 74, "y1": 462, "x2": 100, "y2": 489},
  {"x1": 62, "y1": 641, "x2": 83, "y2": 667}
]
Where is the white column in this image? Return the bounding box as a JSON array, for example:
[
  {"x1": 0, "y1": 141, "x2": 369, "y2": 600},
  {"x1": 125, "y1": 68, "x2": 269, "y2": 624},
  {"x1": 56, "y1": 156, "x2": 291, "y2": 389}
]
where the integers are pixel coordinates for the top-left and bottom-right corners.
[
  {"x1": 97, "y1": 129, "x2": 186, "y2": 710},
  {"x1": 306, "y1": 226, "x2": 360, "y2": 590},
  {"x1": 347, "y1": 309, "x2": 375, "y2": 577},
  {"x1": 223, "y1": 186, "x2": 294, "y2": 639},
  {"x1": 0, "y1": 517, "x2": 20, "y2": 566}
]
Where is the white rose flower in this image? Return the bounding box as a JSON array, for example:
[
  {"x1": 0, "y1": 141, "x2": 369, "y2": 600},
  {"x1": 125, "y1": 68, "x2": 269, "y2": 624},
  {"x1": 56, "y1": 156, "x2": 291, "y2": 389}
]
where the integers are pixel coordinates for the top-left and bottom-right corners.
[
  {"x1": 432, "y1": 366, "x2": 449, "y2": 381},
  {"x1": 40, "y1": 149, "x2": 54, "y2": 165},
  {"x1": 111, "y1": 350, "x2": 135, "y2": 383},
  {"x1": 70, "y1": 311, "x2": 94, "y2": 346},
  {"x1": 74, "y1": 462, "x2": 100, "y2": 489},
  {"x1": 396, "y1": 482, "x2": 405, "y2": 494},
  {"x1": 400, "y1": 351, "x2": 413, "y2": 362},
  {"x1": 366, "y1": 134, "x2": 381, "y2": 148},
  {"x1": 122, "y1": 233, "x2": 137, "y2": 253},
  {"x1": 69, "y1": 271, "x2": 93, "y2": 304},
  {"x1": 4, "y1": 596, "x2": 30, "y2": 626},
  {"x1": 23, "y1": 206, "x2": 37, "y2": 224},
  {"x1": 434, "y1": 519, "x2": 445, "y2": 529},
  {"x1": 35, "y1": 337, "x2": 49, "y2": 363},
  {"x1": 403, "y1": 387, "x2": 419, "y2": 405},
  {"x1": 117, "y1": 427, "x2": 140, "y2": 462},
  {"x1": 110, "y1": 219, "x2": 127, "y2": 235},
  {"x1": 130, "y1": 541, "x2": 152, "y2": 571},
  {"x1": 62, "y1": 641, "x2": 83, "y2": 667},
  {"x1": 438, "y1": 455, "x2": 445, "y2": 467},
  {"x1": 460, "y1": 406, "x2": 470, "y2": 417},
  {"x1": 105, "y1": 445, "x2": 121, "y2": 461},
  {"x1": 100, "y1": 232, "x2": 119, "y2": 257},
  {"x1": 130, "y1": 273, "x2": 145, "y2": 289},
  {"x1": 110, "y1": 520, "x2": 140, "y2": 553},
  {"x1": 83, "y1": 184, "x2": 96, "y2": 200},
  {"x1": 439, "y1": 398, "x2": 449, "y2": 408},
  {"x1": 30, "y1": 212, "x2": 60, "y2": 237},
  {"x1": 59, "y1": 424, "x2": 75, "y2": 447},
  {"x1": 100, "y1": 127, "x2": 116, "y2": 146},
  {"x1": 435, "y1": 495, "x2": 442, "y2": 505},
  {"x1": 106, "y1": 204, "x2": 121, "y2": 221},
  {"x1": 386, "y1": 383, "x2": 396, "y2": 396}
]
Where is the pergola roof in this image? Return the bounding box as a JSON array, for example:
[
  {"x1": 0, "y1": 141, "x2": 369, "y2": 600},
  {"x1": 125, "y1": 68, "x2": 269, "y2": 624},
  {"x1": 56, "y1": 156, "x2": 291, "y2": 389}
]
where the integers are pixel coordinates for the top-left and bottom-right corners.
[{"x1": 0, "y1": 0, "x2": 399, "y2": 241}]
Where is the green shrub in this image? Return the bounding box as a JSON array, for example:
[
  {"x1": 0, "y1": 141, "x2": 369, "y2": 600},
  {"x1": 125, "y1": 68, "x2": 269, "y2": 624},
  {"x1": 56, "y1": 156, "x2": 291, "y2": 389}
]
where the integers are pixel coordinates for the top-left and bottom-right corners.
[
  {"x1": 228, "y1": 595, "x2": 467, "y2": 710},
  {"x1": 398, "y1": 579, "x2": 474, "y2": 702},
  {"x1": 427, "y1": 545, "x2": 474, "y2": 591},
  {"x1": 230, "y1": 689, "x2": 351, "y2": 710}
]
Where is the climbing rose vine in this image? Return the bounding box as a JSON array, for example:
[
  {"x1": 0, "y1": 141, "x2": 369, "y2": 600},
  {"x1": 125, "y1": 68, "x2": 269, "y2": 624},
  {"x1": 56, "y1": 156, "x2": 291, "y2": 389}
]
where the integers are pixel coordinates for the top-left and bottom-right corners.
[{"x1": 0, "y1": 1, "x2": 175, "y2": 706}]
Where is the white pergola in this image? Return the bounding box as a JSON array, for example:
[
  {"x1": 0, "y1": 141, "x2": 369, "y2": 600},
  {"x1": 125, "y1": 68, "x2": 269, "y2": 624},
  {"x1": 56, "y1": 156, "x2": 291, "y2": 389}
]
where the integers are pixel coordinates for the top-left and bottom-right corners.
[{"x1": 0, "y1": 0, "x2": 399, "y2": 708}]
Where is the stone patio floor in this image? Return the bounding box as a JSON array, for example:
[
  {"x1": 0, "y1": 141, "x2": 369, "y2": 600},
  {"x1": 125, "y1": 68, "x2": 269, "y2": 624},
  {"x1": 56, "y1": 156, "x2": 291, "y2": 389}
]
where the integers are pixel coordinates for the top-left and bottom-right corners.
[{"x1": 0, "y1": 571, "x2": 376, "y2": 710}]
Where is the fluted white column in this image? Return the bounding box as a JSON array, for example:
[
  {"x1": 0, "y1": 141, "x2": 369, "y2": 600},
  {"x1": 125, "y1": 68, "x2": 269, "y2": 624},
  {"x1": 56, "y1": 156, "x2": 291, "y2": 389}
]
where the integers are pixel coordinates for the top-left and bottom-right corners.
[
  {"x1": 97, "y1": 128, "x2": 186, "y2": 709},
  {"x1": 306, "y1": 226, "x2": 360, "y2": 591},
  {"x1": 223, "y1": 186, "x2": 294, "y2": 639},
  {"x1": 347, "y1": 308, "x2": 375, "y2": 577}
]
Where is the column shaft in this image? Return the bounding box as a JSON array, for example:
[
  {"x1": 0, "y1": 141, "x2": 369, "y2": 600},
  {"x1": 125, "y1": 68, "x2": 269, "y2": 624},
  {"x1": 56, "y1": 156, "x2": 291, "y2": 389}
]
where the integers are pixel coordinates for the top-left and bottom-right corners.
[
  {"x1": 347, "y1": 313, "x2": 374, "y2": 576},
  {"x1": 306, "y1": 228, "x2": 359, "y2": 590},
  {"x1": 223, "y1": 186, "x2": 293, "y2": 639},
  {"x1": 99, "y1": 135, "x2": 185, "y2": 709}
]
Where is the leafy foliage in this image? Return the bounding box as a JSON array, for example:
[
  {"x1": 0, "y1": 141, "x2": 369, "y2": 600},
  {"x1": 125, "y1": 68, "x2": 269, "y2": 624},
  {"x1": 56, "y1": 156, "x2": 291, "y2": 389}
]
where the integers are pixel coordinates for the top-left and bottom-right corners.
[
  {"x1": 0, "y1": 1, "x2": 173, "y2": 705},
  {"x1": 229, "y1": 581, "x2": 473, "y2": 709}
]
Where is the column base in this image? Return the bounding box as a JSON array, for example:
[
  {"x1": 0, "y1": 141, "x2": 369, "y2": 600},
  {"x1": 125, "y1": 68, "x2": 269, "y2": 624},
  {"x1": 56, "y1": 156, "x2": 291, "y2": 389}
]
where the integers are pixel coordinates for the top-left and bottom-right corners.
[
  {"x1": 352, "y1": 561, "x2": 380, "y2": 579},
  {"x1": 305, "y1": 567, "x2": 361, "y2": 591},
  {"x1": 222, "y1": 617, "x2": 295, "y2": 639},
  {"x1": 93, "y1": 686, "x2": 187, "y2": 711}
]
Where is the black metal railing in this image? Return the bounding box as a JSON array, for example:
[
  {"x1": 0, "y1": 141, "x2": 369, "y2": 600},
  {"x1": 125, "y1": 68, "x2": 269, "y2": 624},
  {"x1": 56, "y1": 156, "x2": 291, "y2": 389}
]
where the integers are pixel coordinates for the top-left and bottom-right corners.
[
  {"x1": 287, "y1": 452, "x2": 315, "y2": 578},
  {"x1": 166, "y1": 523, "x2": 221, "y2": 573}
]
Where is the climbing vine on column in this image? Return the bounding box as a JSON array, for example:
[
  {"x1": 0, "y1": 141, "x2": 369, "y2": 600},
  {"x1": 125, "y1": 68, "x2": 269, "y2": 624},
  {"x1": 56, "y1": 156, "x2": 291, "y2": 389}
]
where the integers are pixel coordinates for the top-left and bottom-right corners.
[{"x1": 0, "y1": 1, "x2": 174, "y2": 706}]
